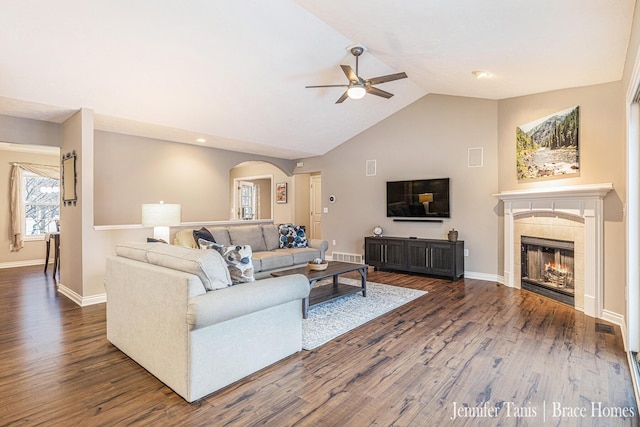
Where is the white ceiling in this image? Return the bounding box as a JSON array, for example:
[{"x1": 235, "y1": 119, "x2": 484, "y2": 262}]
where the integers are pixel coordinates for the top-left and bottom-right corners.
[{"x1": 0, "y1": 0, "x2": 634, "y2": 159}]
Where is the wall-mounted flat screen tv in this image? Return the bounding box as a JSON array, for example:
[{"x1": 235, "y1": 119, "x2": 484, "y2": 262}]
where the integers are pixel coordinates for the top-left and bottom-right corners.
[{"x1": 386, "y1": 178, "x2": 450, "y2": 218}]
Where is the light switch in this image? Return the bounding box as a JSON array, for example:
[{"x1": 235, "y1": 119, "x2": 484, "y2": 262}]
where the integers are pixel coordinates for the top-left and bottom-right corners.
[{"x1": 323, "y1": 207, "x2": 329, "y2": 213}]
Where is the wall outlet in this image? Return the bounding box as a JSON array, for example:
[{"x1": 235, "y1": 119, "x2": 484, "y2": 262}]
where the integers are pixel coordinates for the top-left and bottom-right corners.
[
  {"x1": 9, "y1": 243, "x2": 13, "y2": 251},
  {"x1": 323, "y1": 207, "x2": 329, "y2": 213},
  {"x1": 332, "y1": 240, "x2": 336, "y2": 246},
  {"x1": 464, "y1": 249, "x2": 469, "y2": 256}
]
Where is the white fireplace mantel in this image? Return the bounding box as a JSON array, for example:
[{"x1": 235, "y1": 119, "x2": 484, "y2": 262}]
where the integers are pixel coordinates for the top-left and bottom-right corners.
[
  {"x1": 494, "y1": 183, "x2": 613, "y2": 318},
  {"x1": 494, "y1": 183, "x2": 613, "y2": 202}
]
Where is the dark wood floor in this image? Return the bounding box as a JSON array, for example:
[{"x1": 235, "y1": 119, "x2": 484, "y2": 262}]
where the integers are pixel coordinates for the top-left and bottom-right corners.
[{"x1": 0, "y1": 266, "x2": 637, "y2": 426}]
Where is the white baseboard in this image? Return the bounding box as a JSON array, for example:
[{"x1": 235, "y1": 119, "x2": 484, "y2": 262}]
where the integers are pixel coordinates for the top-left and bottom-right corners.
[
  {"x1": 463, "y1": 271, "x2": 502, "y2": 283},
  {"x1": 602, "y1": 309, "x2": 627, "y2": 350},
  {"x1": 57, "y1": 283, "x2": 106, "y2": 307},
  {"x1": 0, "y1": 259, "x2": 45, "y2": 269}
]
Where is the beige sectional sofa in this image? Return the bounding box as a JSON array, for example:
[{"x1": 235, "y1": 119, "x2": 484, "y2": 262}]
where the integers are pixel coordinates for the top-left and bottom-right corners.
[
  {"x1": 105, "y1": 242, "x2": 310, "y2": 402},
  {"x1": 174, "y1": 223, "x2": 328, "y2": 279}
]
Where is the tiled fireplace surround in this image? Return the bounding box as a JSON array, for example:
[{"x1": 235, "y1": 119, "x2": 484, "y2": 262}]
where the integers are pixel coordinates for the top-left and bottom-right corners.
[{"x1": 496, "y1": 183, "x2": 613, "y2": 318}]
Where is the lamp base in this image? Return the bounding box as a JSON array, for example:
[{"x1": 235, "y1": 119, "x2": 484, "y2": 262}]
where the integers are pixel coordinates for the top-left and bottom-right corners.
[{"x1": 153, "y1": 226, "x2": 170, "y2": 243}]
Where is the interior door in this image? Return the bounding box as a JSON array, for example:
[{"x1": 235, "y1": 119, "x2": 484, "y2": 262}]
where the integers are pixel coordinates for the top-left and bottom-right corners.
[{"x1": 310, "y1": 175, "x2": 322, "y2": 239}]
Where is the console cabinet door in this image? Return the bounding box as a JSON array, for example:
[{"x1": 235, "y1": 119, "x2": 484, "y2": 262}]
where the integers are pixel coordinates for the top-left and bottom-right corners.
[
  {"x1": 365, "y1": 238, "x2": 406, "y2": 270},
  {"x1": 365, "y1": 239, "x2": 385, "y2": 267},
  {"x1": 384, "y1": 240, "x2": 406, "y2": 270},
  {"x1": 407, "y1": 241, "x2": 429, "y2": 273},
  {"x1": 428, "y1": 242, "x2": 455, "y2": 277}
]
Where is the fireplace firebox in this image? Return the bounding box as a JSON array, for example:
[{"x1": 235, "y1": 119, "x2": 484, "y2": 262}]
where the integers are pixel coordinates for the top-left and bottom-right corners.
[{"x1": 521, "y1": 236, "x2": 575, "y2": 305}]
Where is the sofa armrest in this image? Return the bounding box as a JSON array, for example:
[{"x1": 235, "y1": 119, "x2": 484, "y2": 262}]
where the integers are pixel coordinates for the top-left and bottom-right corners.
[
  {"x1": 308, "y1": 239, "x2": 329, "y2": 259},
  {"x1": 187, "y1": 274, "x2": 310, "y2": 329},
  {"x1": 105, "y1": 256, "x2": 207, "y2": 399}
]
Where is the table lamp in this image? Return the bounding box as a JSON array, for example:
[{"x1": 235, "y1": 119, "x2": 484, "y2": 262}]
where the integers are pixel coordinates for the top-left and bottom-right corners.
[
  {"x1": 419, "y1": 193, "x2": 433, "y2": 213},
  {"x1": 141, "y1": 201, "x2": 181, "y2": 242}
]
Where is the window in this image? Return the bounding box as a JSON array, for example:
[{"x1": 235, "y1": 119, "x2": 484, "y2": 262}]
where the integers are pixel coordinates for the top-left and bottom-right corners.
[
  {"x1": 239, "y1": 181, "x2": 256, "y2": 220},
  {"x1": 23, "y1": 172, "x2": 60, "y2": 236}
]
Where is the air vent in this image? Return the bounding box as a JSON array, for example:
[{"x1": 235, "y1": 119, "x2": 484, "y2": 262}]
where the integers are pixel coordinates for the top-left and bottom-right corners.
[
  {"x1": 332, "y1": 252, "x2": 364, "y2": 264},
  {"x1": 595, "y1": 323, "x2": 614, "y2": 335}
]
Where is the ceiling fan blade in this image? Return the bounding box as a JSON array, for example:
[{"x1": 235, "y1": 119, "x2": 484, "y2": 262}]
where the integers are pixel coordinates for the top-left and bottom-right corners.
[
  {"x1": 367, "y1": 86, "x2": 394, "y2": 99},
  {"x1": 335, "y1": 90, "x2": 349, "y2": 104},
  {"x1": 340, "y1": 65, "x2": 363, "y2": 83},
  {"x1": 305, "y1": 84, "x2": 349, "y2": 88},
  {"x1": 367, "y1": 72, "x2": 408, "y2": 86}
]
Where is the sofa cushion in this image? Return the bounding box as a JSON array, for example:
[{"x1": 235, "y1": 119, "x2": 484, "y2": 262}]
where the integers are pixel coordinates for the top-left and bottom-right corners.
[
  {"x1": 228, "y1": 225, "x2": 267, "y2": 252},
  {"x1": 275, "y1": 247, "x2": 321, "y2": 264},
  {"x1": 261, "y1": 224, "x2": 281, "y2": 251},
  {"x1": 279, "y1": 224, "x2": 308, "y2": 248},
  {"x1": 209, "y1": 227, "x2": 231, "y2": 246},
  {"x1": 145, "y1": 244, "x2": 232, "y2": 291},
  {"x1": 251, "y1": 251, "x2": 294, "y2": 271}
]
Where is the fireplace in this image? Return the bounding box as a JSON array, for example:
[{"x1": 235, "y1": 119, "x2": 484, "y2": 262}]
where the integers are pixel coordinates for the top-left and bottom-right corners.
[
  {"x1": 495, "y1": 183, "x2": 613, "y2": 318},
  {"x1": 521, "y1": 236, "x2": 575, "y2": 305}
]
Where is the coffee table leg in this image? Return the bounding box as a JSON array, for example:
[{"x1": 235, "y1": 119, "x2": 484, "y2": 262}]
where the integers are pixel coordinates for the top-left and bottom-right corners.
[
  {"x1": 303, "y1": 279, "x2": 318, "y2": 319},
  {"x1": 358, "y1": 267, "x2": 367, "y2": 297}
]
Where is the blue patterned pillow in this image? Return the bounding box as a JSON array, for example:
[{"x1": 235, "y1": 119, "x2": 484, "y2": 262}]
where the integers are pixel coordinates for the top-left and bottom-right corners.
[{"x1": 279, "y1": 224, "x2": 308, "y2": 248}]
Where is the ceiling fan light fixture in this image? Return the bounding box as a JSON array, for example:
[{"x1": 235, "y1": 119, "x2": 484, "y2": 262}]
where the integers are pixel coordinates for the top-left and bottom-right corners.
[
  {"x1": 347, "y1": 85, "x2": 366, "y2": 99},
  {"x1": 472, "y1": 70, "x2": 491, "y2": 79}
]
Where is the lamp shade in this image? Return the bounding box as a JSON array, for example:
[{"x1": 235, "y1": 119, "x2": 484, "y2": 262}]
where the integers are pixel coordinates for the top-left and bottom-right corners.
[
  {"x1": 418, "y1": 193, "x2": 434, "y2": 203},
  {"x1": 141, "y1": 202, "x2": 181, "y2": 227}
]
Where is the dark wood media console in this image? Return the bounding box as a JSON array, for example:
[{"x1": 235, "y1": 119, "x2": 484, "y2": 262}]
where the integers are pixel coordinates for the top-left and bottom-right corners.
[{"x1": 365, "y1": 236, "x2": 464, "y2": 281}]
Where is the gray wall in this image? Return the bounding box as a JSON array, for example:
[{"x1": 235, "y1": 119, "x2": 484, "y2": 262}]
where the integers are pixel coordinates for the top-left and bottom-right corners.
[
  {"x1": 93, "y1": 131, "x2": 295, "y2": 225},
  {"x1": 298, "y1": 94, "x2": 500, "y2": 278}
]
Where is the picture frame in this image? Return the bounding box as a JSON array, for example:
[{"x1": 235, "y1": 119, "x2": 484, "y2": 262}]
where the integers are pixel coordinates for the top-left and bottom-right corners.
[
  {"x1": 516, "y1": 105, "x2": 579, "y2": 180},
  {"x1": 276, "y1": 182, "x2": 287, "y2": 204},
  {"x1": 62, "y1": 150, "x2": 77, "y2": 206}
]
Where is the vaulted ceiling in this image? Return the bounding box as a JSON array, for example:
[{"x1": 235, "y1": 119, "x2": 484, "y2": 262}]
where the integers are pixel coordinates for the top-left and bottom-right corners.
[{"x1": 0, "y1": 0, "x2": 634, "y2": 159}]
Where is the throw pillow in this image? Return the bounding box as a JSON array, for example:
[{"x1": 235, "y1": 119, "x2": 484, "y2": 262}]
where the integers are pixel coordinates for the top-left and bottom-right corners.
[
  {"x1": 193, "y1": 227, "x2": 215, "y2": 245},
  {"x1": 212, "y1": 244, "x2": 255, "y2": 284},
  {"x1": 279, "y1": 224, "x2": 308, "y2": 249},
  {"x1": 147, "y1": 237, "x2": 168, "y2": 244},
  {"x1": 198, "y1": 238, "x2": 220, "y2": 250}
]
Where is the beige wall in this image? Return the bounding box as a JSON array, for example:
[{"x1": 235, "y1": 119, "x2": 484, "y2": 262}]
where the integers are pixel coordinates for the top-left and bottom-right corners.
[
  {"x1": 0, "y1": 115, "x2": 61, "y2": 266},
  {"x1": 497, "y1": 81, "x2": 626, "y2": 315},
  {"x1": 0, "y1": 145, "x2": 60, "y2": 265},
  {"x1": 298, "y1": 94, "x2": 500, "y2": 277}
]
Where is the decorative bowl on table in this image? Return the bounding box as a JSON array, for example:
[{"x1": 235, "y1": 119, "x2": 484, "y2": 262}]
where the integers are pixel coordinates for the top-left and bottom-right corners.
[{"x1": 308, "y1": 259, "x2": 328, "y2": 271}]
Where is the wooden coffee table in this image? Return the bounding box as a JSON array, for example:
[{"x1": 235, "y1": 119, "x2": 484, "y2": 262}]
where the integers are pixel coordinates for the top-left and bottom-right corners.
[{"x1": 271, "y1": 261, "x2": 368, "y2": 318}]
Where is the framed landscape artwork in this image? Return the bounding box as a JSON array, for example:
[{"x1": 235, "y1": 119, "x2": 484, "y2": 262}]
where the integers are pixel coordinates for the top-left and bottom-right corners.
[
  {"x1": 516, "y1": 105, "x2": 579, "y2": 180},
  {"x1": 276, "y1": 182, "x2": 287, "y2": 203}
]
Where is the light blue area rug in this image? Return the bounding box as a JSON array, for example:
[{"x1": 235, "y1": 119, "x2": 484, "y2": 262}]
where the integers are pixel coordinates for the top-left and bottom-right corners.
[{"x1": 302, "y1": 278, "x2": 427, "y2": 350}]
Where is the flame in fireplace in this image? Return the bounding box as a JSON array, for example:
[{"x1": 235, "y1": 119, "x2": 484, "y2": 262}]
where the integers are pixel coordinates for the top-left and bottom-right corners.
[{"x1": 544, "y1": 263, "x2": 568, "y2": 274}]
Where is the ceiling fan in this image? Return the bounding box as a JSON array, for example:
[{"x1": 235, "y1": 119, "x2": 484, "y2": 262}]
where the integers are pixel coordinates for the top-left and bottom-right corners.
[{"x1": 306, "y1": 45, "x2": 408, "y2": 104}]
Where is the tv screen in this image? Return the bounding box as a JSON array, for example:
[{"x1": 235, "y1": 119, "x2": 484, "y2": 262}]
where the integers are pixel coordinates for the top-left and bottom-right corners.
[{"x1": 386, "y1": 178, "x2": 450, "y2": 218}]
